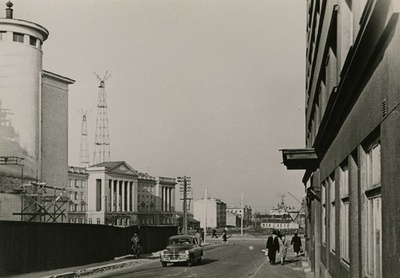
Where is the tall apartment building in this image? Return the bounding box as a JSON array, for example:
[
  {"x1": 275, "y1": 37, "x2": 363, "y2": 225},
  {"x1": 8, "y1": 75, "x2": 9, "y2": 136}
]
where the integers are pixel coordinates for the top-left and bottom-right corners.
[
  {"x1": 193, "y1": 197, "x2": 226, "y2": 229},
  {"x1": 281, "y1": 1, "x2": 400, "y2": 277}
]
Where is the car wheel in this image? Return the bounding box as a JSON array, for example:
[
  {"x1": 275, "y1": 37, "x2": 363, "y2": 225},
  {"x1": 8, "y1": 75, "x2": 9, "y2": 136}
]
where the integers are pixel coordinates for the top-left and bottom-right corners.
[
  {"x1": 197, "y1": 257, "x2": 202, "y2": 264},
  {"x1": 188, "y1": 260, "x2": 193, "y2": 267},
  {"x1": 162, "y1": 262, "x2": 167, "y2": 267}
]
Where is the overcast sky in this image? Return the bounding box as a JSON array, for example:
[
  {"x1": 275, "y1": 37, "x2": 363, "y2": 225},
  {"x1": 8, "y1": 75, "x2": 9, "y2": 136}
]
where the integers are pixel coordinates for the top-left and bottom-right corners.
[{"x1": 13, "y1": 0, "x2": 306, "y2": 212}]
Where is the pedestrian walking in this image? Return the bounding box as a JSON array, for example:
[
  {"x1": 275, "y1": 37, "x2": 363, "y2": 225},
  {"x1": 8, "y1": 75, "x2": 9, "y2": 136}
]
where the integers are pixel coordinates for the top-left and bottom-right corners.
[
  {"x1": 291, "y1": 232, "x2": 302, "y2": 257},
  {"x1": 278, "y1": 234, "x2": 290, "y2": 265},
  {"x1": 222, "y1": 229, "x2": 231, "y2": 244},
  {"x1": 195, "y1": 228, "x2": 202, "y2": 246},
  {"x1": 212, "y1": 228, "x2": 218, "y2": 238},
  {"x1": 265, "y1": 230, "x2": 280, "y2": 265}
]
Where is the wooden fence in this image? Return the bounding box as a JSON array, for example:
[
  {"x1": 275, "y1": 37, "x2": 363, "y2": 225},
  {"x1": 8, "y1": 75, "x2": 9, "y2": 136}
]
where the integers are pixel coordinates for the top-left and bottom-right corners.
[{"x1": 0, "y1": 221, "x2": 177, "y2": 277}]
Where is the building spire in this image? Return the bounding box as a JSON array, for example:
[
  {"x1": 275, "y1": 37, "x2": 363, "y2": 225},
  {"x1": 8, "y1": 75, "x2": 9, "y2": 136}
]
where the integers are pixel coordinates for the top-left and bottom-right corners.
[{"x1": 6, "y1": 1, "x2": 13, "y2": 19}]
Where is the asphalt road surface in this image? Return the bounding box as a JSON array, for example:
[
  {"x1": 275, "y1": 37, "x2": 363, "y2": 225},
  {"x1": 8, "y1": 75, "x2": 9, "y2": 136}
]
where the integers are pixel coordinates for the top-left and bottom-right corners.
[{"x1": 91, "y1": 238, "x2": 306, "y2": 278}]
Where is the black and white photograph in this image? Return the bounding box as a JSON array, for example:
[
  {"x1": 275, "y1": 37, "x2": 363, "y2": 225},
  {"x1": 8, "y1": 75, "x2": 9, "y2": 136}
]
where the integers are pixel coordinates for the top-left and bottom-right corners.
[{"x1": 0, "y1": 0, "x2": 393, "y2": 277}]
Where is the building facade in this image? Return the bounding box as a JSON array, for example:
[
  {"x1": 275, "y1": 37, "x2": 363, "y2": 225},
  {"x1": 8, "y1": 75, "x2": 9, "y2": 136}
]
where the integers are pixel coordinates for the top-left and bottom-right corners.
[
  {"x1": 67, "y1": 166, "x2": 88, "y2": 223},
  {"x1": 68, "y1": 161, "x2": 176, "y2": 226},
  {"x1": 193, "y1": 197, "x2": 227, "y2": 229},
  {"x1": 0, "y1": 3, "x2": 74, "y2": 223},
  {"x1": 226, "y1": 204, "x2": 252, "y2": 227},
  {"x1": 282, "y1": 1, "x2": 400, "y2": 277}
]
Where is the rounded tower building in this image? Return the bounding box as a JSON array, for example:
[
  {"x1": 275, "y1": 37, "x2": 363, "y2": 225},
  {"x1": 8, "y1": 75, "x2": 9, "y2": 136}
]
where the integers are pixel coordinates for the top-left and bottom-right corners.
[{"x1": 0, "y1": 1, "x2": 49, "y2": 180}]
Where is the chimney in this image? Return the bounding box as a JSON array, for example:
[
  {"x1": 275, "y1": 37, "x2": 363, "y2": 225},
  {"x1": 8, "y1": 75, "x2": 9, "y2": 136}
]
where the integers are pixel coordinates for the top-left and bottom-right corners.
[{"x1": 6, "y1": 1, "x2": 13, "y2": 19}]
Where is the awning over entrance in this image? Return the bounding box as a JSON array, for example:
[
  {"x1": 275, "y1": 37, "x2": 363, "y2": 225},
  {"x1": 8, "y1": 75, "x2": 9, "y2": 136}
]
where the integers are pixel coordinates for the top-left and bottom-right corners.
[{"x1": 280, "y1": 148, "x2": 318, "y2": 170}]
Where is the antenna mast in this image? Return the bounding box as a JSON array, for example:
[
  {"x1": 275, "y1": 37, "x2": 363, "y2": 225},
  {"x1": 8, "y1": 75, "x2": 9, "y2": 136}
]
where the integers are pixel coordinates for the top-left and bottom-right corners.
[
  {"x1": 79, "y1": 109, "x2": 90, "y2": 166},
  {"x1": 93, "y1": 71, "x2": 111, "y2": 164}
]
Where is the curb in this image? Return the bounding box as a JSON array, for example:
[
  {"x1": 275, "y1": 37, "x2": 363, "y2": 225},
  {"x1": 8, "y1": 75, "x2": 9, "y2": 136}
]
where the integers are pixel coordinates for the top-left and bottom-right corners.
[{"x1": 42, "y1": 257, "x2": 157, "y2": 278}]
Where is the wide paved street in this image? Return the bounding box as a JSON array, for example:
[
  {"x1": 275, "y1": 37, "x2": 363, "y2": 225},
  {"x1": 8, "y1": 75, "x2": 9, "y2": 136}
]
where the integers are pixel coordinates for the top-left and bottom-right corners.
[{"x1": 91, "y1": 237, "x2": 306, "y2": 278}]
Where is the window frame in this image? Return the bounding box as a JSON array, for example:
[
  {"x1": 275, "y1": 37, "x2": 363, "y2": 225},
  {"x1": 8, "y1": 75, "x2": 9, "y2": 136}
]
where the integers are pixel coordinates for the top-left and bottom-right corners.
[
  {"x1": 365, "y1": 141, "x2": 381, "y2": 278},
  {"x1": 340, "y1": 162, "x2": 350, "y2": 264},
  {"x1": 13, "y1": 32, "x2": 24, "y2": 43}
]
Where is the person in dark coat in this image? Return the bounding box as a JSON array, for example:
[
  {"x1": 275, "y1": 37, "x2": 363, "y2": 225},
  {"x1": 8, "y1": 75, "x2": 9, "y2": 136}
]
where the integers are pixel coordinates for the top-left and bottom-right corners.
[
  {"x1": 291, "y1": 232, "x2": 302, "y2": 256},
  {"x1": 222, "y1": 230, "x2": 228, "y2": 244},
  {"x1": 266, "y1": 230, "x2": 280, "y2": 264},
  {"x1": 212, "y1": 228, "x2": 218, "y2": 238}
]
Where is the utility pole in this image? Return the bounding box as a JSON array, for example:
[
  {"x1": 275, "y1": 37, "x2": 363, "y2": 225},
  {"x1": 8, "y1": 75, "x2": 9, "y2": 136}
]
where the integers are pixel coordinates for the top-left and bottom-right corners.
[
  {"x1": 204, "y1": 188, "x2": 208, "y2": 244},
  {"x1": 178, "y1": 176, "x2": 191, "y2": 235},
  {"x1": 241, "y1": 193, "x2": 244, "y2": 237}
]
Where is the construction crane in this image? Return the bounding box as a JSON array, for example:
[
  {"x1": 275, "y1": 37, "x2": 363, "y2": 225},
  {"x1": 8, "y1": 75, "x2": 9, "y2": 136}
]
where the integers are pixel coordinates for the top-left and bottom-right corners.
[{"x1": 288, "y1": 191, "x2": 302, "y2": 204}]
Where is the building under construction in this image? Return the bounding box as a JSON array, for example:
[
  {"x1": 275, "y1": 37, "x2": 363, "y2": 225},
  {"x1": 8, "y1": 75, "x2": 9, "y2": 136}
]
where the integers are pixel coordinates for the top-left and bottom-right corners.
[{"x1": 0, "y1": 2, "x2": 74, "y2": 222}]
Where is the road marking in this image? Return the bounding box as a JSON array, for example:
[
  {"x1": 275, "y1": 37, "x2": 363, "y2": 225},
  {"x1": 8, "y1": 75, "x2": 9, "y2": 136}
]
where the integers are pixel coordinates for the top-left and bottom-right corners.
[{"x1": 248, "y1": 258, "x2": 269, "y2": 278}]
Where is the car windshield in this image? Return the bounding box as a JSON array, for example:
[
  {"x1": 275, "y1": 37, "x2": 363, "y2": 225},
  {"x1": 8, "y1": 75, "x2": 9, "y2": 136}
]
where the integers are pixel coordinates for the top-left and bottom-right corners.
[{"x1": 169, "y1": 238, "x2": 193, "y2": 245}]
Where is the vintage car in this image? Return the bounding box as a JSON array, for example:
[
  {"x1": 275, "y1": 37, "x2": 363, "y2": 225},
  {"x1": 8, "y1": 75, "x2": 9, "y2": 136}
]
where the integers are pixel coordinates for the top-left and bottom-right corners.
[{"x1": 160, "y1": 235, "x2": 203, "y2": 267}]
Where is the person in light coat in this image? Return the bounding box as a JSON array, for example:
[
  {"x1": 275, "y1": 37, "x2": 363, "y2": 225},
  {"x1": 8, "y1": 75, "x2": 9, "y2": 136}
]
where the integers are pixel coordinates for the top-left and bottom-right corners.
[{"x1": 278, "y1": 234, "x2": 290, "y2": 265}]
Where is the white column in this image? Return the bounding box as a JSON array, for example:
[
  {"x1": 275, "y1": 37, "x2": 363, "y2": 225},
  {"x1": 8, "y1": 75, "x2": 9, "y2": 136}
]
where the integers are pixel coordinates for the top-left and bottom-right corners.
[
  {"x1": 164, "y1": 187, "x2": 168, "y2": 211},
  {"x1": 171, "y1": 187, "x2": 175, "y2": 211},
  {"x1": 167, "y1": 187, "x2": 171, "y2": 212},
  {"x1": 116, "y1": 180, "x2": 120, "y2": 212},
  {"x1": 122, "y1": 181, "x2": 126, "y2": 212},
  {"x1": 127, "y1": 181, "x2": 131, "y2": 212}
]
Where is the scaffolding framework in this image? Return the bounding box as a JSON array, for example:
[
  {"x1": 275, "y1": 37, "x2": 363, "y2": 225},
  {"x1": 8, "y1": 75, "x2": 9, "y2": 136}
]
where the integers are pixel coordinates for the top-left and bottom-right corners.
[{"x1": 13, "y1": 182, "x2": 69, "y2": 223}]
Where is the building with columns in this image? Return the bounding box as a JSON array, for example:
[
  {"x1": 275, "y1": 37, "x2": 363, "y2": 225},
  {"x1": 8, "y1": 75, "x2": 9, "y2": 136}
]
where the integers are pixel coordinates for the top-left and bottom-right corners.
[
  {"x1": 156, "y1": 176, "x2": 176, "y2": 225},
  {"x1": 67, "y1": 161, "x2": 176, "y2": 226}
]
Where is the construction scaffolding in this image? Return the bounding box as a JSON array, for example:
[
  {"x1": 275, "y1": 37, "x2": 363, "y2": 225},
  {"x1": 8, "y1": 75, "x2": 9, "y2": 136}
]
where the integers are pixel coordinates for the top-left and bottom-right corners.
[{"x1": 13, "y1": 182, "x2": 69, "y2": 223}]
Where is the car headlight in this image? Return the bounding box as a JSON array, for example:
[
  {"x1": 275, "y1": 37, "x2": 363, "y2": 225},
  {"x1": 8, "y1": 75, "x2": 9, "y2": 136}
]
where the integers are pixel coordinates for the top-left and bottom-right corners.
[{"x1": 185, "y1": 250, "x2": 190, "y2": 258}]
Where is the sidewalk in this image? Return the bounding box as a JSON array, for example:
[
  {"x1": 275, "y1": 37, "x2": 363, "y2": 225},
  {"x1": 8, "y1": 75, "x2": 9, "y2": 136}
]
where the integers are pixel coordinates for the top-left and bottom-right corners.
[{"x1": 7, "y1": 253, "x2": 160, "y2": 278}]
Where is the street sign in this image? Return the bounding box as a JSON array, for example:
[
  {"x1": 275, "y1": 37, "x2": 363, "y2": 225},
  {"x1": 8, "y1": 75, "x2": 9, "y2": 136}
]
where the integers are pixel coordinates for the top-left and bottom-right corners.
[{"x1": 288, "y1": 211, "x2": 299, "y2": 221}]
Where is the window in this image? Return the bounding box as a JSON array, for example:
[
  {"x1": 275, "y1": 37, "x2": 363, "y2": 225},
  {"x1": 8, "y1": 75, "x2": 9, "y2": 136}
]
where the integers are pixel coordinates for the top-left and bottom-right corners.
[
  {"x1": 329, "y1": 174, "x2": 336, "y2": 252},
  {"x1": 29, "y1": 36, "x2": 36, "y2": 46},
  {"x1": 89, "y1": 218, "x2": 92, "y2": 224},
  {"x1": 367, "y1": 144, "x2": 381, "y2": 188},
  {"x1": 97, "y1": 218, "x2": 101, "y2": 225},
  {"x1": 366, "y1": 142, "x2": 381, "y2": 277},
  {"x1": 367, "y1": 196, "x2": 381, "y2": 278},
  {"x1": 340, "y1": 164, "x2": 350, "y2": 263},
  {"x1": 321, "y1": 181, "x2": 326, "y2": 244},
  {"x1": 13, "y1": 32, "x2": 24, "y2": 43},
  {"x1": 0, "y1": 31, "x2": 6, "y2": 41}
]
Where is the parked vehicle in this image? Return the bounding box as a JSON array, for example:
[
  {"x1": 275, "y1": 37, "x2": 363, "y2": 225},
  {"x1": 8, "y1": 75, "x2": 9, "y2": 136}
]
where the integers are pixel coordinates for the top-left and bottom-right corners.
[{"x1": 160, "y1": 235, "x2": 203, "y2": 267}]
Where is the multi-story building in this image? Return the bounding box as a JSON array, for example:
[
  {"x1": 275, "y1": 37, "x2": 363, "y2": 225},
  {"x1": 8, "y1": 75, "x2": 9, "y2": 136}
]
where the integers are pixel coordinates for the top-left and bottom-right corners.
[
  {"x1": 67, "y1": 161, "x2": 176, "y2": 226},
  {"x1": 67, "y1": 166, "x2": 88, "y2": 223},
  {"x1": 226, "y1": 204, "x2": 252, "y2": 227},
  {"x1": 281, "y1": 1, "x2": 400, "y2": 277},
  {"x1": 0, "y1": 3, "x2": 74, "y2": 222},
  {"x1": 193, "y1": 197, "x2": 226, "y2": 229},
  {"x1": 258, "y1": 214, "x2": 299, "y2": 231}
]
